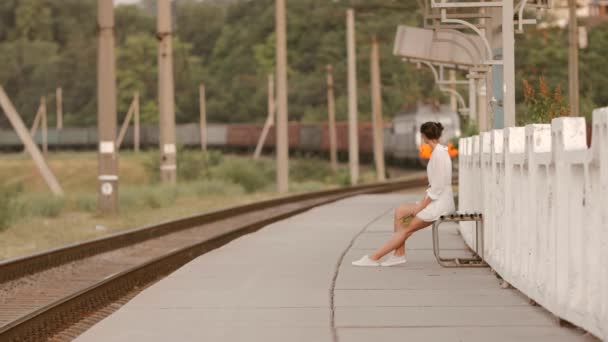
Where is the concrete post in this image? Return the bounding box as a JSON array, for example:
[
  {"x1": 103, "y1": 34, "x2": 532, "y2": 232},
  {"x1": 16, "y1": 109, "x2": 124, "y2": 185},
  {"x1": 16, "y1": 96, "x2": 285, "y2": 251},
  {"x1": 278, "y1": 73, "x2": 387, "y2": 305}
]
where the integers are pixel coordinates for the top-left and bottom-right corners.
[
  {"x1": 97, "y1": 0, "x2": 119, "y2": 213},
  {"x1": 199, "y1": 84, "x2": 207, "y2": 151},
  {"x1": 449, "y1": 70, "x2": 458, "y2": 113},
  {"x1": 134, "y1": 92, "x2": 140, "y2": 152},
  {"x1": 56, "y1": 87, "x2": 63, "y2": 130},
  {"x1": 370, "y1": 36, "x2": 386, "y2": 182},
  {"x1": 478, "y1": 79, "x2": 488, "y2": 132},
  {"x1": 326, "y1": 65, "x2": 338, "y2": 172},
  {"x1": 568, "y1": 0, "x2": 580, "y2": 117},
  {"x1": 469, "y1": 76, "x2": 477, "y2": 124},
  {"x1": 41, "y1": 97, "x2": 47, "y2": 156},
  {"x1": 254, "y1": 74, "x2": 276, "y2": 160},
  {"x1": 0, "y1": 87, "x2": 63, "y2": 196},
  {"x1": 275, "y1": 0, "x2": 289, "y2": 193},
  {"x1": 346, "y1": 8, "x2": 359, "y2": 185},
  {"x1": 158, "y1": 0, "x2": 177, "y2": 184},
  {"x1": 29, "y1": 101, "x2": 43, "y2": 140},
  {"x1": 116, "y1": 96, "x2": 136, "y2": 150}
]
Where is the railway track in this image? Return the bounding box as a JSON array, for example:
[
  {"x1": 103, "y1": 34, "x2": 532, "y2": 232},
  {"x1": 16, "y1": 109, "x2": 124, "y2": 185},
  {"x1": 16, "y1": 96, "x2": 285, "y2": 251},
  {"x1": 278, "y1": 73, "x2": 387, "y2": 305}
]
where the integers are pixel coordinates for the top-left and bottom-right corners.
[{"x1": 0, "y1": 177, "x2": 428, "y2": 342}]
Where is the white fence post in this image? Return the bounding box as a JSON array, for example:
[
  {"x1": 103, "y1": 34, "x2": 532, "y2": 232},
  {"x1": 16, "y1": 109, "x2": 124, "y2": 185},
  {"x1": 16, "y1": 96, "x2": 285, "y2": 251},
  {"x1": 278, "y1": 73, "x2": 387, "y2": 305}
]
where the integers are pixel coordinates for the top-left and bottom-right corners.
[{"x1": 458, "y1": 109, "x2": 608, "y2": 339}]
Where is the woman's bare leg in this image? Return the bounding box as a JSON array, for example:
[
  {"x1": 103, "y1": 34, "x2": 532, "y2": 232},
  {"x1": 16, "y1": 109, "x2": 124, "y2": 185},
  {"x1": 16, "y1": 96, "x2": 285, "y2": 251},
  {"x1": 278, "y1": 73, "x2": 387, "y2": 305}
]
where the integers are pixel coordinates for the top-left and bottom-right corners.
[
  {"x1": 369, "y1": 217, "x2": 433, "y2": 261},
  {"x1": 393, "y1": 204, "x2": 417, "y2": 256}
]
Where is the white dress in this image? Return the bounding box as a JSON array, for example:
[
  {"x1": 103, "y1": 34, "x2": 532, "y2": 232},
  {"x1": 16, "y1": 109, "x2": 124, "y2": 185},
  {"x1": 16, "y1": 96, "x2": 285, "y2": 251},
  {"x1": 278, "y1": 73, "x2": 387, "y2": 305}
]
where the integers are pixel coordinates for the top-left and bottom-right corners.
[{"x1": 415, "y1": 144, "x2": 455, "y2": 222}]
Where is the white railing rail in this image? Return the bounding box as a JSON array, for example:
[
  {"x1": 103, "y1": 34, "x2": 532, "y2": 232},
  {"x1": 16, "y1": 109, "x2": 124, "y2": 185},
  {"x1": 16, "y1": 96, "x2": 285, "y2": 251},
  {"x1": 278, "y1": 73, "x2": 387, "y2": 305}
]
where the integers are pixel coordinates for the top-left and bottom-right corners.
[{"x1": 458, "y1": 108, "x2": 608, "y2": 339}]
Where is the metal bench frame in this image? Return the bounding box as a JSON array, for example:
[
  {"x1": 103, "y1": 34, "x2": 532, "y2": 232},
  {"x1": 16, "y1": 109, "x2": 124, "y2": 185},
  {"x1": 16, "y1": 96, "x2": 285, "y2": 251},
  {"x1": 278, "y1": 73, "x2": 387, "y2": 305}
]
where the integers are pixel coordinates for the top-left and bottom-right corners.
[{"x1": 432, "y1": 213, "x2": 488, "y2": 267}]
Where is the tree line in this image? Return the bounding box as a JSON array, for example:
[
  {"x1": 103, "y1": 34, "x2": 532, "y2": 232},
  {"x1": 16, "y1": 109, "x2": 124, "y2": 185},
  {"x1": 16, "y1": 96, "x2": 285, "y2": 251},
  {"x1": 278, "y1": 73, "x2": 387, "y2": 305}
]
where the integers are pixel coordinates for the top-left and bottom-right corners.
[{"x1": 0, "y1": 0, "x2": 606, "y2": 129}]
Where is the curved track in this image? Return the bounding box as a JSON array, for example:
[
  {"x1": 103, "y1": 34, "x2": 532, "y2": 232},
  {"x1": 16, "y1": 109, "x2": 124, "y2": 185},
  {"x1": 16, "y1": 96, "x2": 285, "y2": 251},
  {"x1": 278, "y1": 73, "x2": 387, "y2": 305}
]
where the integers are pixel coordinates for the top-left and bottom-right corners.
[{"x1": 0, "y1": 177, "x2": 429, "y2": 342}]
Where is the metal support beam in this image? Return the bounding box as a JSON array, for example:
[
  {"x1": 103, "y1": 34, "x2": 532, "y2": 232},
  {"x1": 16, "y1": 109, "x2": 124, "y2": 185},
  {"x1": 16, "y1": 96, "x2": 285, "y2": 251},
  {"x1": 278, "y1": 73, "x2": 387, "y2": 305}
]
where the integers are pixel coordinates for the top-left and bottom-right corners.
[
  {"x1": 0, "y1": 87, "x2": 63, "y2": 196},
  {"x1": 346, "y1": 8, "x2": 360, "y2": 186},
  {"x1": 275, "y1": 0, "x2": 289, "y2": 193},
  {"x1": 370, "y1": 36, "x2": 386, "y2": 182},
  {"x1": 158, "y1": 0, "x2": 177, "y2": 184},
  {"x1": 326, "y1": 65, "x2": 338, "y2": 172},
  {"x1": 97, "y1": 0, "x2": 119, "y2": 213}
]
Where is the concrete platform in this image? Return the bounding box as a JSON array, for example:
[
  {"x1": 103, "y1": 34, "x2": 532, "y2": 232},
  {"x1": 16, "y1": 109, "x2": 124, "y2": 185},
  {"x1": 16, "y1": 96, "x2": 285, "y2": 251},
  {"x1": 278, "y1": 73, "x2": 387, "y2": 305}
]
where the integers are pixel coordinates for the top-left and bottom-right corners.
[{"x1": 76, "y1": 194, "x2": 590, "y2": 342}]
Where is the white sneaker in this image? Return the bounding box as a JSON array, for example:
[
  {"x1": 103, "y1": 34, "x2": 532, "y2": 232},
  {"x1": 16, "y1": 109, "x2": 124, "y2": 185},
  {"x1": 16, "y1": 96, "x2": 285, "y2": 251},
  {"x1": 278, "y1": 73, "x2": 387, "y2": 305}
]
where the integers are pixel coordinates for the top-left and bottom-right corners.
[
  {"x1": 380, "y1": 254, "x2": 407, "y2": 267},
  {"x1": 351, "y1": 255, "x2": 380, "y2": 267}
]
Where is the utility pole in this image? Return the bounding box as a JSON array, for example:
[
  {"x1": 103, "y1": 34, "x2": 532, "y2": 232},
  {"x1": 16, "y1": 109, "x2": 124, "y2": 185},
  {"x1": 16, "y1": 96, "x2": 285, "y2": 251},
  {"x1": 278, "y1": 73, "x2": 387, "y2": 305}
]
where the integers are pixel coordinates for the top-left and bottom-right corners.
[
  {"x1": 158, "y1": 0, "x2": 177, "y2": 184},
  {"x1": 326, "y1": 65, "x2": 338, "y2": 172},
  {"x1": 502, "y1": 0, "x2": 516, "y2": 127},
  {"x1": 370, "y1": 36, "x2": 386, "y2": 182},
  {"x1": 56, "y1": 87, "x2": 63, "y2": 130},
  {"x1": 97, "y1": 0, "x2": 119, "y2": 213},
  {"x1": 275, "y1": 0, "x2": 289, "y2": 193},
  {"x1": 346, "y1": 8, "x2": 359, "y2": 185},
  {"x1": 254, "y1": 74, "x2": 276, "y2": 160},
  {"x1": 199, "y1": 84, "x2": 207, "y2": 151},
  {"x1": 568, "y1": 0, "x2": 580, "y2": 117}
]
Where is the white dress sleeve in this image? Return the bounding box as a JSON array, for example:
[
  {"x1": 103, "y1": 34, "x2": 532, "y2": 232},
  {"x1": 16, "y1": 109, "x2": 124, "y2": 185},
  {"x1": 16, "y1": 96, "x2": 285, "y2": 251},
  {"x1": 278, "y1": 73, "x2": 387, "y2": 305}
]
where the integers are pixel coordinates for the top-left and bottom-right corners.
[{"x1": 426, "y1": 149, "x2": 449, "y2": 200}]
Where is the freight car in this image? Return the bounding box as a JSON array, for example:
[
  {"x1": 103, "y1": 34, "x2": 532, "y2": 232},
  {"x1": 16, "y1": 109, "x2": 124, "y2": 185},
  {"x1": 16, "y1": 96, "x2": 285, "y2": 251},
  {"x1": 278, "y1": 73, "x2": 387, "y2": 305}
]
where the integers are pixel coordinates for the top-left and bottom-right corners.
[{"x1": 0, "y1": 105, "x2": 460, "y2": 166}]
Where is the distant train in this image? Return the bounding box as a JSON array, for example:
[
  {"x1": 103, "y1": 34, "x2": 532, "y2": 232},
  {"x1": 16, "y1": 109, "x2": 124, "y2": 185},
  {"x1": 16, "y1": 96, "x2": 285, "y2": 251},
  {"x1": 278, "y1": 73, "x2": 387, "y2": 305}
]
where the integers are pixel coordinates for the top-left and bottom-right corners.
[{"x1": 0, "y1": 104, "x2": 460, "y2": 166}]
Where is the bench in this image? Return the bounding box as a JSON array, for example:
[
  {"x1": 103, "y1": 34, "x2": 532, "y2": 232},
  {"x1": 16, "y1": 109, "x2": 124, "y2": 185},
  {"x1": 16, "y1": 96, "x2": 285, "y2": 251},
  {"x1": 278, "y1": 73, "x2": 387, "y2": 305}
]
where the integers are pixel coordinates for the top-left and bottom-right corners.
[{"x1": 432, "y1": 213, "x2": 488, "y2": 267}]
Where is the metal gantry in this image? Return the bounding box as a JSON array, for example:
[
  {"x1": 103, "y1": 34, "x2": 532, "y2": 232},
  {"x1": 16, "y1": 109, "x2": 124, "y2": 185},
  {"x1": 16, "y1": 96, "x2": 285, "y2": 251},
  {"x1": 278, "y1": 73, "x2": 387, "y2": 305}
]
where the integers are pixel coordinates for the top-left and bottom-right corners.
[
  {"x1": 393, "y1": 25, "x2": 488, "y2": 126},
  {"x1": 418, "y1": 0, "x2": 551, "y2": 129}
]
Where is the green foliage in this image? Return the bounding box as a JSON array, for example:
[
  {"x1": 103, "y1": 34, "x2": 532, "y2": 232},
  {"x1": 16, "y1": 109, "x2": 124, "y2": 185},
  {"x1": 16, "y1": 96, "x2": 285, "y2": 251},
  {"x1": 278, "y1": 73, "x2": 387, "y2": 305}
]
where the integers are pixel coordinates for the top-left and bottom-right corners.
[
  {"x1": 518, "y1": 77, "x2": 569, "y2": 125},
  {"x1": 515, "y1": 22, "x2": 608, "y2": 119}
]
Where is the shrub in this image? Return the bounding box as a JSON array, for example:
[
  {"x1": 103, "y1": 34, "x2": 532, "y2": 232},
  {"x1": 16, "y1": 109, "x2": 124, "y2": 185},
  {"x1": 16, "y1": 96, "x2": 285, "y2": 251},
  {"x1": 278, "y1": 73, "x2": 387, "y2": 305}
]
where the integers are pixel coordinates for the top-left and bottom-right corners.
[
  {"x1": 0, "y1": 184, "x2": 23, "y2": 230},
  {"x1": 25, "y1": 194, "x2": 65, "y2": 218},
  {"x1": 194, "y1": 179, "x2": 244, "y2": 196},
  {"x1": 289, "y1": 158, "x2": 334, "y2": 183},
  {"x1": 74, "y1": 193, "x2": 97, "y2": 212},
  {"x1": 144, "y1": 148, "x2": 225, "y2": 183},
  {"x1": 289, "y1": 180, "x2": 327, "y2": 193},
  {"x1": 209, "y1": 158, "x2": 274, "y2": 193},
  {"x1": 519, "y1": 77, "x2": 569, "y2": 125}
]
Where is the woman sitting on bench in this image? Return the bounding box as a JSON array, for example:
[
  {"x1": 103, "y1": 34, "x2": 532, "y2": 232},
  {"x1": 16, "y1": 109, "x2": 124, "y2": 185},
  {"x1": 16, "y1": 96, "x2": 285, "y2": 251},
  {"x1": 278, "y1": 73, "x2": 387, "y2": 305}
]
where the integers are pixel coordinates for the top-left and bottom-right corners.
[{"x1": 352, "y1": 121, "x2": 455, "y2": 267}]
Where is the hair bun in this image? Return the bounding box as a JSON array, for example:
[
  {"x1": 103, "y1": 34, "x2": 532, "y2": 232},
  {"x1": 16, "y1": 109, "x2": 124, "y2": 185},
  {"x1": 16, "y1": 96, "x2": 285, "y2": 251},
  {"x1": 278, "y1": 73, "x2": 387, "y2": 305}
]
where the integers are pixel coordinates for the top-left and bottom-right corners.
[{"x1": 436, "y1": 122, "x2": 444, "y2": 132}]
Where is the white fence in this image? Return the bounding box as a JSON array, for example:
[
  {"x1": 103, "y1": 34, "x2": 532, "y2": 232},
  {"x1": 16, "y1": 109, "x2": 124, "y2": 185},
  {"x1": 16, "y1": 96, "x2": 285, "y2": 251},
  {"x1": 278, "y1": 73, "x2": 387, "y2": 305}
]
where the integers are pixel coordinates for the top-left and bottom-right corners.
[{"x1": 458, "y1": 108, "x2": 608, "y2": 340}]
